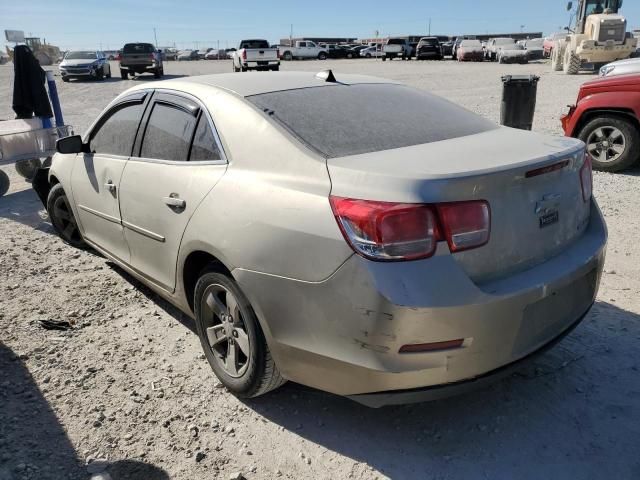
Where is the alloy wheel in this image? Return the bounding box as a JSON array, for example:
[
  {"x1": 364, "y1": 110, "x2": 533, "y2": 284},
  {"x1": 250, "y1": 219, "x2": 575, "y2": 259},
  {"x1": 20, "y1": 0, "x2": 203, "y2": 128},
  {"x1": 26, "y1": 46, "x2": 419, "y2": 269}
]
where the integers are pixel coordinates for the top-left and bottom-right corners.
[
  {"x1": 52, "y1": 195, "x2": 82, "y2": 243},
  {"x1": 587, "y1": 126, "x2": 626, "y2": 164},
  {"x1": 200, "y1": 284, "x2": 251, "y2": 378}
]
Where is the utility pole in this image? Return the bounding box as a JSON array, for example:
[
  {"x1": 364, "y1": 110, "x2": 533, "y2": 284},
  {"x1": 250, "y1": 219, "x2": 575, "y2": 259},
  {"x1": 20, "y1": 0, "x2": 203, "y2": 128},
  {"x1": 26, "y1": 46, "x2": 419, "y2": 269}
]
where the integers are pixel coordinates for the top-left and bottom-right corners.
[
  {"x1": 428, "y1": 18, "x2": 431, "y2": 36},
  {"x1": 290, "y1": 24, "x2": 293, "y2": 46},
  {"x1": 153, "y1": 27, "x2": 158, "y2": 46}
]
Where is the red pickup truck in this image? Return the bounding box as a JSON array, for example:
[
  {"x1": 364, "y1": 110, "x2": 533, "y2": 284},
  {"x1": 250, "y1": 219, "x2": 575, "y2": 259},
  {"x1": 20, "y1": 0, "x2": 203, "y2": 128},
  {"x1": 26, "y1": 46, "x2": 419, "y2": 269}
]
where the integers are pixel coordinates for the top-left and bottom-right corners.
[{"x1": 562, "y1": 74, "x2": 640, "y2": 172}]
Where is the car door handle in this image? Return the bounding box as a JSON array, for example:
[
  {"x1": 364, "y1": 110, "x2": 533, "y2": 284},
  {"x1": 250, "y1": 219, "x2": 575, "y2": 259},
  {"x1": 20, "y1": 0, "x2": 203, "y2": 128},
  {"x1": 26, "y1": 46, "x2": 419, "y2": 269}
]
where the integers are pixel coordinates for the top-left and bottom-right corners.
[
  {"x1": 163, "y1": 195, "x2": 186, "y2": 208},
  {"x1": 104, "y1": 181, "x2": 116, "y2": 192}
]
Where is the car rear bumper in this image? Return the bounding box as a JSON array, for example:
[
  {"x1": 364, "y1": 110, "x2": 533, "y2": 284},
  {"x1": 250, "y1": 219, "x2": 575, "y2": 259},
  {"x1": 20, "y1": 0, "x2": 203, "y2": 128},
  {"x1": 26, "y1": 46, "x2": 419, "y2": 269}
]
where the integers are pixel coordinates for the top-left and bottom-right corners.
[
  {"x1": 120, "y1": 64, "x2": 156, "y2": 72},
  {"x1": 235, "y1": 200, "x2": 606, "y2": 403},
  {"x1": 244, "y1": 60, "x2": 280, "y2": 68}
]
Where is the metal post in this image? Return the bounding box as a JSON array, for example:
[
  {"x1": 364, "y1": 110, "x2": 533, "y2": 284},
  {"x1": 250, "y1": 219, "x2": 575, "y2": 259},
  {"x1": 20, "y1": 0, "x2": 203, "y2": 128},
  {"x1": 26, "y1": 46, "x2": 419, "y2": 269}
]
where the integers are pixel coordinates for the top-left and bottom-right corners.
[
  {"x1": 45, "y1": 71, "x2": 64, "y2": 127},
  {"x1": 153, "y1": 27, "x2": 158, "y2": 46}
]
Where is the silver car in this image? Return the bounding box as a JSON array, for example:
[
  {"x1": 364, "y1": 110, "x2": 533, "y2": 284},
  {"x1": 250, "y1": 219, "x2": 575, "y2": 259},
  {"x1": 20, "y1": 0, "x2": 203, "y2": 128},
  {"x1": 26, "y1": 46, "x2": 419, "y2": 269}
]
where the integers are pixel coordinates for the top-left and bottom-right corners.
[
  {"x1": 59, "y1": 50, "x2": 112, "y2": 82},
  {"x1": 36, "y1": 72, "x2": 606, "y2": 406},
  {"x1": 600, "y1": 57, "x2": 640, "y2": 77}
]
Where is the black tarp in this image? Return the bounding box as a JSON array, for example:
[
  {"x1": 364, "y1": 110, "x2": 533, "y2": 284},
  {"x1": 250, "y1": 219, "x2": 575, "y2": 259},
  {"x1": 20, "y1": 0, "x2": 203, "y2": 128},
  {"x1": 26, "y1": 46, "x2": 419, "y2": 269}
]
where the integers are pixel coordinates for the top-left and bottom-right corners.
[{"x1": 12, "y1": 45, "x2": 53, "y2": 119}]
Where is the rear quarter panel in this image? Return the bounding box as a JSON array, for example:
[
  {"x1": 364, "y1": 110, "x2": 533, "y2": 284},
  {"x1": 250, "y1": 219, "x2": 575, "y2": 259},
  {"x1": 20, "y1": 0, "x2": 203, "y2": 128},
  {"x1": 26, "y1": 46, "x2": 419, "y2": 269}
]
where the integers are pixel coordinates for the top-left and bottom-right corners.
[{"x1": 177, "y1": 86, "x2": 352, "y2": 284}]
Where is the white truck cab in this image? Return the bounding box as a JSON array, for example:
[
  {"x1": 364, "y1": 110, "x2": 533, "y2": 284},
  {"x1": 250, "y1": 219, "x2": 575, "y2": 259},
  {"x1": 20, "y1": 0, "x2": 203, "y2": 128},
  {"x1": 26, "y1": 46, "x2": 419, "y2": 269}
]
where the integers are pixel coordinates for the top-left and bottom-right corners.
[{"x1": 280, "y1": 41, "x2": 328, "y2": 60}]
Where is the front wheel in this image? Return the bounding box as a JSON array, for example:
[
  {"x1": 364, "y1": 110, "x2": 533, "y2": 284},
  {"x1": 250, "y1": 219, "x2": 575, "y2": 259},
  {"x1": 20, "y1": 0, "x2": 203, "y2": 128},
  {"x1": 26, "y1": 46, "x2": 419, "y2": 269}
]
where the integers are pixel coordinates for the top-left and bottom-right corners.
[
  {"x1": 47, "y1": 183, "x2": 86, "y2": 248},
  {"x1": 194, "y1": 271, "x2": 286, "y2": 398},
  {"x1": 578, "y1": 115, "x2": 640, "y2": 172},
  {"x1": 154, "y1": 67, "x2": 162, "y2": 79}
]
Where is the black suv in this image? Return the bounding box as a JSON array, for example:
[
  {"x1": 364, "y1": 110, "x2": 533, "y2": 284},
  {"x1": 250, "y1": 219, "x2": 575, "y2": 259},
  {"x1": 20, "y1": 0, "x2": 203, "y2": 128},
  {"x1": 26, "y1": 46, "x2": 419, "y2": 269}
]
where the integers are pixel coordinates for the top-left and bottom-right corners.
[
  {"x1": 119, "y1": 43, "x2": 164, "y2": 79},
  {"x1": 416, "y1": 37, "x2": 444, "y2": 60}
]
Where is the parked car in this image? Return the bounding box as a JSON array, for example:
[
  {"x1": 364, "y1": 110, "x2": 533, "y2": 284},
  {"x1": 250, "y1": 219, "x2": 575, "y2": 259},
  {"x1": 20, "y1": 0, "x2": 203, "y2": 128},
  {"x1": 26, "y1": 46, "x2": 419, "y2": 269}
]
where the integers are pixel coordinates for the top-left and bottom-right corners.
[
  {"x1": 346, "y1": 45, "x2": 368, "y2": 58},
  {"x1": 497, "y1": 44, "x2": 529, "y2": 64},
  {"x1": 457, "y1": 40, "x2": 484, "y2": 62},
  {"x1": 452, "y1": 35, "x2": 476, "y2": 58},
  {"x1": 232, "y1": 39, "x2": 279, "y2": 71},
  {"x1": 415, "y1": 37, "x2": 444, "y2": 60},
  {"x1": 562, "y1": 73, "x2": 640, "y2": 171},
  {"x1": 205, "y1": 49, "x2": 226, "y2": 60},
  {"x1": 177, "y1": 50, "x2": 198, "y2": 61},
  {"x1": 543, "y1": 32, "x2": 566, "y2": 58},
  {"x1": 196, "y1": 49, "x2": 212, "y2": 60},
  {"x1": 36, "y1": 70, "x2": 605, "y2": 406},
  {"x1": 383, "y1": 38, "x2": 411, "y2": 60},
  {"x1": 324, "y1": 44, "x2": 349, "y2": 59},
  {"x1": 59, "y1": 50, "x2": 111, "y2": 82},
  {"x1": 485, "y1": 38, "x2": 516, "y2": 61},
  {"x1": 359, "y1": 46, "x2": 384, "y2": 58},
  {"x1": 119, "y1": 43, "x2": 163, "y2": 79},
  {"x1": 599, "y1": 57, "x2": 640, "y2": 77},
  {"x1": 160, "y1": 47, "x2": 178, "y2": 61},
  {"x1": 440, "y1": 38, "x2": 454, "y2": 57},
  {"x1": 523, "y1": 38, "x2": 545, "y2": 61},
  {"x1": 280, "y1": 41, "x2": 327, "y2": 60}
]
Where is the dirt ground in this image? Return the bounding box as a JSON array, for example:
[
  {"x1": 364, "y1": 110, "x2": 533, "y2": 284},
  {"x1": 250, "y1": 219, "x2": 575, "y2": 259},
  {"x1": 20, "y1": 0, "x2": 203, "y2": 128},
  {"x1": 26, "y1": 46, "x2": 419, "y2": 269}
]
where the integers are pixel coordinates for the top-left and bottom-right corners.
[{"x1": 1, "y1": 58, "x2": 639, "y2": 480}]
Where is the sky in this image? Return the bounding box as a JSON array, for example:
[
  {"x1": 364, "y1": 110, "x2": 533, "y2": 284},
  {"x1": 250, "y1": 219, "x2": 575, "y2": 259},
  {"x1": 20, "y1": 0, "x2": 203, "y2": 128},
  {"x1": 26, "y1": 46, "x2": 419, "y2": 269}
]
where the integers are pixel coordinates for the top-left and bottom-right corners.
[{"x1": 2, "y1": 0, "x2": 640, "y2": 51}]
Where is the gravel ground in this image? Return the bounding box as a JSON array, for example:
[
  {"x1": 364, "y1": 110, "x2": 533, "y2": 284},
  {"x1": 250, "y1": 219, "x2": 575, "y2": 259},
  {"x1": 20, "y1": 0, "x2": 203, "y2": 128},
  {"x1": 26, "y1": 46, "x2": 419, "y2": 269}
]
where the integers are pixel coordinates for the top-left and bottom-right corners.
[{"x1": 1, "y1": 59, "x2": 639, "y2": 480}]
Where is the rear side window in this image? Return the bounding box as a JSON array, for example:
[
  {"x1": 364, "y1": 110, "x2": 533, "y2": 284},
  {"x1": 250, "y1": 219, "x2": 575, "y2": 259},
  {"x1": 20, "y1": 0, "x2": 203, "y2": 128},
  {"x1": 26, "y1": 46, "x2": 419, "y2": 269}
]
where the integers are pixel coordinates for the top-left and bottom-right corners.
[
  {"x1": 190, "y1": 116, "x2": 222, "y2": 161},
  {"x1": 247, "y1": 84, "x2": 497, "y2": 158},
  {"x1": 90, "y1": 102, "x2": 143, "y2": 157},
  {"x1": 140, "y1": 103, "x2": 197, "y2": 161},
  {"x1": 123, "y1": 43, "x2": 154, "y2": 54}
]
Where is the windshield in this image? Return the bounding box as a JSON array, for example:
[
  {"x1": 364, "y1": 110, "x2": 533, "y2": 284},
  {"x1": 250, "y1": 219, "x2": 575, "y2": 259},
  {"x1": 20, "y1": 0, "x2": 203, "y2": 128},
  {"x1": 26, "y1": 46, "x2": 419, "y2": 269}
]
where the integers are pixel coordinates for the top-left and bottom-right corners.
[
  {"x1": 585, "y1": 0, "x2": 621, "y2": 14},
  {"x1": 420, "y1": 38, "x2": 438, "y2": 45},
  {"x1": 247, "y1": 84, "x2": 497, "y2": 158},
  {"x1": 65, "y1": 51, "x2": 96, "y2": 60},
  {"x1": 240, "y1": 40, "x2": 270, "y2": 49}
]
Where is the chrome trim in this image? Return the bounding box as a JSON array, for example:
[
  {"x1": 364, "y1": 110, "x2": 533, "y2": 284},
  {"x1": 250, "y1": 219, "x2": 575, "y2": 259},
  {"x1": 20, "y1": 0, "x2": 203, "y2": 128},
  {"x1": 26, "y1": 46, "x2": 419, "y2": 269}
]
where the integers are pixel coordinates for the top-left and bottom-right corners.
[
  {"x1": 78, "y1": 204, "x2": 120, "y2": 224},
  {"x1": 122, "y1": 220, "x2": 166, "y2": 242}
]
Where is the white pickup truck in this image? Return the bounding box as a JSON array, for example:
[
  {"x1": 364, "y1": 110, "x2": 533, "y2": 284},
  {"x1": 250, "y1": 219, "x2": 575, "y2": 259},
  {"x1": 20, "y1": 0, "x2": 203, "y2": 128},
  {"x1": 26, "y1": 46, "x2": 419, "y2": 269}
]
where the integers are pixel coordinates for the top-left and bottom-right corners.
[
  {"x1": 232, "y1": 39, "x2": 280, "y2": 72},
  {"x1": 280, "y1": 41, "x2": 328, "y2": 61}
]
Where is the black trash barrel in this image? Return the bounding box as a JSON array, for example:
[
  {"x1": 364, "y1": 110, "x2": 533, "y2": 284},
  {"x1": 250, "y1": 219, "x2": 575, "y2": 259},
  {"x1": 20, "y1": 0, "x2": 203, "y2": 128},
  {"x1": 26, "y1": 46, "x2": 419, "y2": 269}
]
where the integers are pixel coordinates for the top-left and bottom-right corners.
[{"x1": 500, "y1": 75, "x2": 540, "y2": 130}]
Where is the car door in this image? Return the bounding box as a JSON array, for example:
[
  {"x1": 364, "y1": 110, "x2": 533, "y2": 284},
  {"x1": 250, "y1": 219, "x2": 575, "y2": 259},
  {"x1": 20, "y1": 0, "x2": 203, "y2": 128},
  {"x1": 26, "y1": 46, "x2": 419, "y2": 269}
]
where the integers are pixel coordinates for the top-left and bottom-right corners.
[
  {"x1": 70, "y1": 92, "x2": 149, "y2": 263},
  {"x1": 118, "y1": 92, "x2": 227, "y2": 292}
]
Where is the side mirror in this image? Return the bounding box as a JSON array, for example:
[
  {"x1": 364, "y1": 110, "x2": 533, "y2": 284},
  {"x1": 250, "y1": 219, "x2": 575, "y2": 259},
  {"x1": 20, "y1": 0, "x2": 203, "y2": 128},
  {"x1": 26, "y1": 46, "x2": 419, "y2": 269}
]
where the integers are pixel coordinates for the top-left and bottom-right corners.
[
  {"x1": 56, "y1": 135, "x2": 84, "y2": 154},
  {"x1": 567, "y1": 1, "x2": 573, "y2": 11}
]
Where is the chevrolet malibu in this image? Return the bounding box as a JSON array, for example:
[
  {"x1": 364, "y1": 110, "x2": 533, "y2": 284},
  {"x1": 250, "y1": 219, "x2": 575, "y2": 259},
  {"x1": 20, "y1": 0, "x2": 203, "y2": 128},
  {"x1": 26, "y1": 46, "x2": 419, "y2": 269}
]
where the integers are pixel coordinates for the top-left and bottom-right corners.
[{"x1": 33, "y1": 71, "x2": 607, "y2": 407}]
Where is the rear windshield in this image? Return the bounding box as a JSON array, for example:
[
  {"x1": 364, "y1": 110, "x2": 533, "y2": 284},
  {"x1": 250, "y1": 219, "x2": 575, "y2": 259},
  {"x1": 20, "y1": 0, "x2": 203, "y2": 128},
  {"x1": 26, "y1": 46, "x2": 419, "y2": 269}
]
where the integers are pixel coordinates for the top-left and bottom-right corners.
[
  {"x1": 247, "y1": 84, "x2": 497, "y2": 158},
  {"x1": 387, "y1": 39, "x2": 405, "y2": 45},
  {"x1": 123, "y1": 43, "x2": 154, "y2": 54},
  {"x1": 461, "y1": 40, "x2": 482, "y2": 47},
  {"x1": 240, "y1": 40, "x2": 270, "y2": 49}
]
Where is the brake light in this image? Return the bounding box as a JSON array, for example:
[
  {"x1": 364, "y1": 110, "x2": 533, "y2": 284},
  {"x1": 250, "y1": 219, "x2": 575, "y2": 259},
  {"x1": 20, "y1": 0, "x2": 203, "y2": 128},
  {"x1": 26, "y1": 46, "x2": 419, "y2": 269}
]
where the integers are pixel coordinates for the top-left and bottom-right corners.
[
  {"x1": 580, "y1": 153, "x2": 593, "y2": 202},
  {"x1": 242, "y1": 49, "x2": 247, "y2": 60},
  {"x1": 437, "y1": 201, "x2": 491, "y2": 253},
  {"x1": 329, "y1": 197, "x2": 490, "y2": 261}
]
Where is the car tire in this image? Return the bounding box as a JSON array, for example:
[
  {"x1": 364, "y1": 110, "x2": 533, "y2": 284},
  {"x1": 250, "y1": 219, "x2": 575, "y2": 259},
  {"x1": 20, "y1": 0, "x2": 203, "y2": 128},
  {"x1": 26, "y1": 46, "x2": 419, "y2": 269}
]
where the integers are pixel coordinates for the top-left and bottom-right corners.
[
  {"x1": 106, "y1": 65, "x2": 111, "y2": 78},
  {"x1": 154, "y1": 67, "x2": 162, "y2": 79},
  {"x1": 96, "y1": 67, "x2": 104, "y2": 80},
  {"x1": 194, "y1": 270, "x2": 286, "y2": 398},
  {"x1": 61, "y1": 77, "x2": 69, "y2": 82},
  {"x1": 318, "y1": 52, "x2": 327, "y2": 60},
  {"x1": 120, "y1": 69, "x2": 128, "y2": 80},
  {"x1": 271, "y1": 65, "x2": 279, "y2": 71},
  {"x1": 47, "y1": 183, "x2": 86, "y2": 248},
  {"x1": 0, "y1": 169, "x2": 9, "y2": 197},
  {"x1": 283, "y1": 51, "x2": 292, "y2": 61},
  {"x1": 578, "y1": 115, "x2": 640, "y2": 172}
]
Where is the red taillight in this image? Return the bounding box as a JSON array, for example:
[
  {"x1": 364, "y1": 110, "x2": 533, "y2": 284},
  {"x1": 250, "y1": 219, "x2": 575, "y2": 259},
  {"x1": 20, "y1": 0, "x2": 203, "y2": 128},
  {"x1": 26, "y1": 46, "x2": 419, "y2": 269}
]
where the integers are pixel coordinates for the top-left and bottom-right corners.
[
  {"x1": 437, "y1": 201, "x2": 491, "y2": 253},
  {"x1": 329, "y1": 197, "x2": 490, "y2": 261},
  {"x1": 242, "y1": 50, "x2": 247, "y2": 60},
  {"x1": 580, "y1": 153, "x2": 593, "y2": 202}
]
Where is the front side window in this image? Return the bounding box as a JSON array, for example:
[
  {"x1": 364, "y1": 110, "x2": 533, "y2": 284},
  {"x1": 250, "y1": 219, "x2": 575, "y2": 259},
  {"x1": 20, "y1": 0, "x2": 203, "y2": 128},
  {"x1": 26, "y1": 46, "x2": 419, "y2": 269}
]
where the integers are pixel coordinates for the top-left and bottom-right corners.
[
  {"x1": 90, "y1": 102, "x2": 143, "y2": 157},
  {"x1": 140, "y1": 103, "x2": 197, "y2": 161}
]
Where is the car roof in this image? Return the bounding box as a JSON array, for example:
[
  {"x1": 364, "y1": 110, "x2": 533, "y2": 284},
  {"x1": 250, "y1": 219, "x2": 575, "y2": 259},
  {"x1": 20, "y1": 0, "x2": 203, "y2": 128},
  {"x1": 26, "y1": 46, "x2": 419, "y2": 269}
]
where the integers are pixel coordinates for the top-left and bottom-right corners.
[{"x1": 148, "y1": 71, "x2": 400, "y2": 97}]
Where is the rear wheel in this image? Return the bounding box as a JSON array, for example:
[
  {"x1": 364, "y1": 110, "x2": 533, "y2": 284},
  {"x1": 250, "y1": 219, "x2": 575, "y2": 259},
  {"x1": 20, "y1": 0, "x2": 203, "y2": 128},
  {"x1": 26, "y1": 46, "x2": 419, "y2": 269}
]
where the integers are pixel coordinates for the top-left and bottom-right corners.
[
  {"x1": 283, "y1": 51, "x2": 292, "y2": 61},
  {"x1": 106, "y1": 64, "x2": 111, "y2": 78},
  {"x1": 47, "y1": 183, "x2": 85, "y2": 248},
  {"x1": 318, "y1": 52, "x2": 327, "y2": 60},
  {"x1": 578, "y1": 115, "x2": 640, "y2": 172},
  {"x1": 271, "y1": 65, "x2": 279, "y2": 71},
  {"x1": 0, "y1": 170, "x2": 9, "y2": 197},
  {"x1": 194, "y1": 270, "x2": 286, "y2": 398},
  {"x1": 15, "y1": 158, "x2": 41, "y2": 181},
  {"x1": 120, "y1": 69, "x2": 128, "y2": 80},
  {"x1": 154, "y1": 67, "x2": 162, "y2": 79}
]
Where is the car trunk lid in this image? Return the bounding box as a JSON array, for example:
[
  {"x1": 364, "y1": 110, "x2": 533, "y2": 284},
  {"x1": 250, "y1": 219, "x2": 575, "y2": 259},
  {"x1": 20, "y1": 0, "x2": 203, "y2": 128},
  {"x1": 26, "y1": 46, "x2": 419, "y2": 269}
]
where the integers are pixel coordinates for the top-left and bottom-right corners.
[{"x1": 327, "y1": 127, "x2": 591, "y2": 283}]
